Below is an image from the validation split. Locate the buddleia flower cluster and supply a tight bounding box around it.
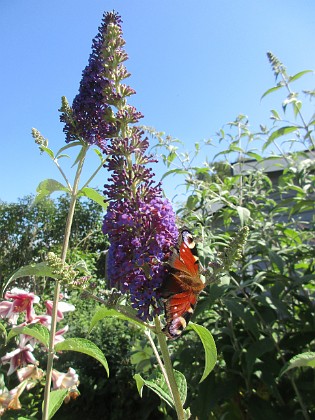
[97,12,178,321]
[60,11,179,321]
[59,12,123,147]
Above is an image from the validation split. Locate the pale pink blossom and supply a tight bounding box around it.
[17,364,44,390]
[54,325,69,345]
[45,300,75,321]
[32,314,52,328]
[1,335,37,375]
[0,381,27,414]
[0,288,39,324]
[52,368,80,402]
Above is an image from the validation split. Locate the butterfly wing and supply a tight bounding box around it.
[161,229,204,340]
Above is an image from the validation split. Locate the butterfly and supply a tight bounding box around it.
[160,229,205,339]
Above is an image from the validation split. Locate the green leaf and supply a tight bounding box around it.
[236,206,251,226]
[40,146,55,159]
[4,262,58,293]
[72,146,87,167]
[261,85,282,100]
[54,338,109,377]
[161,169,189,180]
[56,141,82,158]
[245,338,274,375]
[289,70,313,83]
[280,352,315,376]
[186,194,199,210]
[0,322,7,345]
[93,147,105,162]
[45,389,68,420]
[134,370,187,407]
[8,324,50,348]
[34,179,69,203]
[246,152,263,162]
[187,323,217,382]
[268,250,284,273]
[79,187,108,209]
[263,126,298,150]
[270,109,281,120]
[134,373,145,397]
[89,307,145,333]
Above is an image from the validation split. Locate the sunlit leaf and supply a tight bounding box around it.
[88,307,145,333]
[55,338,109,377]
[44,389,68,420]
[134,369,187,407]
[187,323,217,382]
[261,85,282,100]
[4,262,58,293]
[56,141,82,158]
[34,179,69,203]
[289,70,313,83]
[79,187,107,209]
[8,324,50,348]
[280,352,315,376]
[161,169,189,180]
[263,126,297,150]
[40,146,55,159]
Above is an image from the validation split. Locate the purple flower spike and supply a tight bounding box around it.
[103,196,178,320]
[60,11,132,148]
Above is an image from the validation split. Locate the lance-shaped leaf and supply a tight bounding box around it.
[55,141,82,159]
[289,70,313,83]
[263,126,298,151]
[89,307,146,334]
[54,338,109,377]
[280,352,315,376]
[34,179,69,203]
[44,389,68,420]
[134,369,187,407]
[187,323,217,382]
[4,262,59,293]
[261,85,283,100]
[8,324,50,348]
[79,187,108,209]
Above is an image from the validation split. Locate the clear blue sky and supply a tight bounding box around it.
[1,0,314,203]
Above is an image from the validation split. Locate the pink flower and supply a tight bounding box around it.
[51,367,80,402]
[0,288,39,324]
[1,335,37,375]
[17,364,44,390]
[45,300,75,321]
[0,381,27,414]
[54,325,69,345]
[52,367,79,390]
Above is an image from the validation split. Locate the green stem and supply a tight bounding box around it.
[42,145,88,420]
[154,317,185,420]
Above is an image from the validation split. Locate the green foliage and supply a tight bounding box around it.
[154,56,315,418]
[54,295,164,420]
[0,195,108,294]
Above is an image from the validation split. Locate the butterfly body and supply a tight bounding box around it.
[160,229,204,339]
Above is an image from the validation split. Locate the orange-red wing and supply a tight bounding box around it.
[169,241,199,277]
[160,229,204,339]
[163,290,199,340]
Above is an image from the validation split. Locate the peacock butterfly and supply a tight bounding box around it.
[160,229,205,339]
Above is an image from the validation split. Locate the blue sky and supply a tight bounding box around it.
[1,0,314,203]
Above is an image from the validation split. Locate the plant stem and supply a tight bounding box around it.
[154,317,185,420]
[42,145,88,420]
